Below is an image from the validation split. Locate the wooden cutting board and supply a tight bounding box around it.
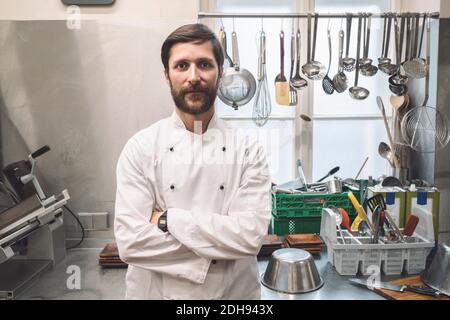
[99,242,120,258]
[285,234,324,247]
[374,276,450,300]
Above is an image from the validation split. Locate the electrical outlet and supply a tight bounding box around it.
[78,212,93,229]
[92,212,109,230]
[77,212,109,230]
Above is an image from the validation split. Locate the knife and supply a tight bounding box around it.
[349,278,440,297]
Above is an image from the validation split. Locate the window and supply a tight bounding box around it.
[208,0,299,184]
[201,0,407,185]
[313,0,393,181]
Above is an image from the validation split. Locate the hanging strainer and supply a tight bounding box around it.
[401,106,450,154]
[400,15,449,153]
[400,106,450,153]
[218,30,256,110]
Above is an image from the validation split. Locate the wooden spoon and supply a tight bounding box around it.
[275,30,290,105]
[390,94,405,111]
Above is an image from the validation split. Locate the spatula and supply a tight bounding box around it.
[365,194,387,212]
[403,214,420,236]
[338,208,352,234]
[275,30,290,105]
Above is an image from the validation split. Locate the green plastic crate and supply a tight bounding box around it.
[270,212,357,236]
[272,192,355,218]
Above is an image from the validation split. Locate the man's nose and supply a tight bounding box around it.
[187,65,201,83]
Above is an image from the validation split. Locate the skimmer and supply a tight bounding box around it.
[322,24,335,94]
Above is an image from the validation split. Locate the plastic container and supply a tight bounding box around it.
[270,212,357,236]
[367,186,407,227]
[405,187,440,240]
[320,207,435,276]
[272,192,355,218]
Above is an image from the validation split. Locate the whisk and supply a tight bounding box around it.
[253,30,272,127]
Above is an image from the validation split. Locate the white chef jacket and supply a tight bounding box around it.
[114,110,271,300]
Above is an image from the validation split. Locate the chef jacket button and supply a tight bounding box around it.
[169,147,174,152]
[222,147,226,152]
[219,185,224,190]
[170,185,175,190]
[212,260,217,264]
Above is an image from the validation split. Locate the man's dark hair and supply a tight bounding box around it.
[161,23,224,71]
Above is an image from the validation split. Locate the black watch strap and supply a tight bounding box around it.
[157,211,168,232]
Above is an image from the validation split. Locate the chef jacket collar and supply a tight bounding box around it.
[170,109,218,133]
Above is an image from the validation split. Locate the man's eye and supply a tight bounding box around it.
[175,63,188,70]
[200,62,212,69]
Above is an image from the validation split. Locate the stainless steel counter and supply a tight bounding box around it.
[258,252,384,300]
[13,247,391,300]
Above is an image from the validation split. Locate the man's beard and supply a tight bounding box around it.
[169,80,218,115]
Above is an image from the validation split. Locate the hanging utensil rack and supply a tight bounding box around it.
[198,12,439,20]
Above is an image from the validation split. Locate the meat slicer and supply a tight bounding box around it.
[0,146,70,299]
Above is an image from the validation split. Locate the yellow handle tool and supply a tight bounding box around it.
[348,192,373,231]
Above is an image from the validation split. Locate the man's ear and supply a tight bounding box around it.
[164,69,171,86]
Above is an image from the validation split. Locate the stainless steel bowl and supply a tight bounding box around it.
[261,248,324,294]
[421,240,450,296]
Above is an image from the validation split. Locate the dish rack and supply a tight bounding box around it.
[320,207,435,276]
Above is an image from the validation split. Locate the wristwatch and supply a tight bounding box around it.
[157,211,168,232]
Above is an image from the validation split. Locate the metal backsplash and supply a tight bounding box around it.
[436,19,450,240]
[0,20,187,241]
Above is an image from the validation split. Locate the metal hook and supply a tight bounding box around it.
[280,18,283,31]
[232,17,235,32]
[261,17,264,31]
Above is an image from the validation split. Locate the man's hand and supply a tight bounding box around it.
[150,210,164,225]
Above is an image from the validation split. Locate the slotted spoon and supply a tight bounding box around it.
[322,26,335,94]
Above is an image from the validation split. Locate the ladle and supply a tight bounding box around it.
[342,13,356,72]
[379,14,397,75]
[302,14,326,80]
[359,14,372,66]
[349,14,369,100]
[378,14,390,65]
[301,14,317,79]
[333,29,348,93]
[360,14,378,77]
[389,17,408,88]
[291,24,308,89]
